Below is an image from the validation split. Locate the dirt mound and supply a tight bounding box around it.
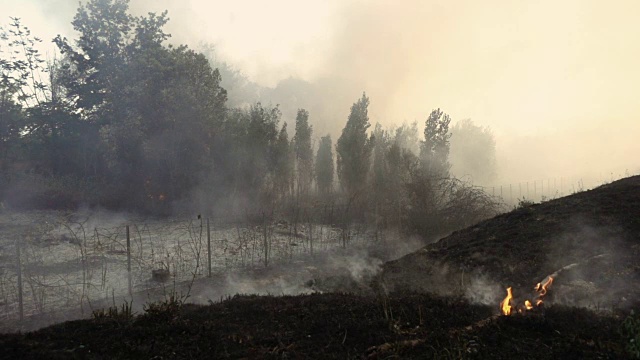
[379,176,640,309]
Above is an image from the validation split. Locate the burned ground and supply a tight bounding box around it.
[381,176,640,311]
[0,293,630,359]
[1,176,639,358]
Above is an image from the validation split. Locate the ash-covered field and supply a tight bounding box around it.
[0,208,420,332]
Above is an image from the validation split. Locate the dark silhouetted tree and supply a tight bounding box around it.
[370,123,390,200]
[51,0,227,211]
[293,108,313,196]
[316,135,334,195]
[273,122,292,199]
[336,93,372,197]
[420,108,452,178]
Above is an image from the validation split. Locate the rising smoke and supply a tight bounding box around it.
[6,0,640,184]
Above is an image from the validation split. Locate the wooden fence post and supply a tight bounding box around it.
[207,218,212,278]
[263,213,268,267]
[126,225,132,298]
[16,240,23,322]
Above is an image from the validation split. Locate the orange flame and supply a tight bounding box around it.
[537,276,553,296]
[500,276,554,315]
[500,287,513,316]
[524,300,533,310]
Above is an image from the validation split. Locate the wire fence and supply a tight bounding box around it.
[1,168,637,327]
[476,169,639,206]
[0,207,378,327]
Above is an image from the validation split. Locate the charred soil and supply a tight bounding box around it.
[0,293,630,359]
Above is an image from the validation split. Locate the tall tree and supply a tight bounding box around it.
[0,17,48,169]
[54,0,141,117]
[273,122,292,199]
[393,121,420,156]
[371,123,390,199]
[420,108,452,178]
[52,0,169,206]
[293,108,313,196]
[235,103,281,201]
[52,0,227,211]
[315,135,334,195]
[0,87,22,178]
[336,93,373,196]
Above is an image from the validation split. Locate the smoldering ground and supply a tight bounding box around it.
[0,209,428,332]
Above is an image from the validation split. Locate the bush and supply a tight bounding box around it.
[515,197,536,210]
[621,310,640,359]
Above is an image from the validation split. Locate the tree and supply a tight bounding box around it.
[449,119,497,184]
[224,103,281,204]
[420,108,452,178]
[0,18,50,108]
[370,123,390,201]
[50,0,169,207]
[293,108,313,196]
[54,0,140,117]
[336,93,373,196]
[48,0,229,211]
[393,121,420,156]
[0,17,49,171]
[135,46,227,206]
[0,87,22,178]
[315,135,334,195]
[273,122,292,199]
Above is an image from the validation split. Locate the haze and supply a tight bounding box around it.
[2,0,638,185]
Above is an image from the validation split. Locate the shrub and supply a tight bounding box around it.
[621,310,640,359]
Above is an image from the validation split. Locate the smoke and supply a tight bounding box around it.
[538,219,629,309]
[194,234,424,304]
[465,275,503,306]
[6,0,639,185]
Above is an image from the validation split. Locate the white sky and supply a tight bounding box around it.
[1,0,639,184]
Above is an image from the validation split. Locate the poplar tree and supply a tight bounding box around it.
[293,109,313,195]
[336,93,373,196]
[315,135,334,194]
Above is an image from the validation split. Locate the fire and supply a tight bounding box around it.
[500,287,514,316]
[535,276,553,296]
[524,300,533,310]
[500,276,554,315]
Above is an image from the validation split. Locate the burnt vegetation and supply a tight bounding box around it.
[1,167,637,359]
[1,0,639,359]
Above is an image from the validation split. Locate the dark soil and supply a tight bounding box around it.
[1,176,639,359]
[381,176,640,310]
[0,292,630,359]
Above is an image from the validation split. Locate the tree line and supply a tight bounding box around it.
[0,0,499,239]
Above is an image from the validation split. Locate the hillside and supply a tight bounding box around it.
[380,176,640,310]
[1,176,640,359]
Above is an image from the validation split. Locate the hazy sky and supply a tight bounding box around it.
[1,0,639,184]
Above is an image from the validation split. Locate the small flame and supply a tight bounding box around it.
[537,276,553,296]
[524,300,533,310]
[500,276,555,315]
[500,287,514,316]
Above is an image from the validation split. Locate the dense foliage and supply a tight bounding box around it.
[0,0,499,238]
